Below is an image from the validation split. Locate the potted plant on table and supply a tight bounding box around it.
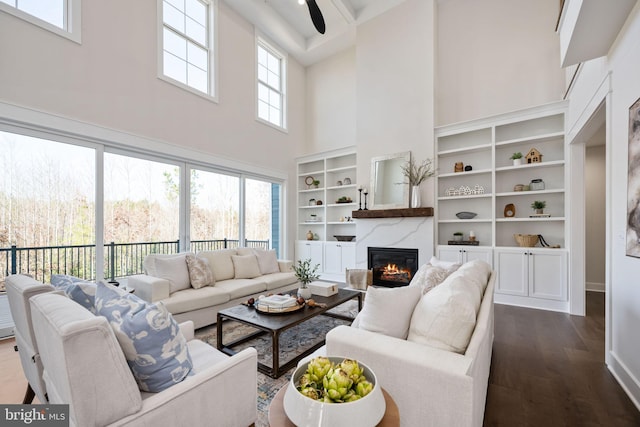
[293,259,320,299]
[453,231,464,242]
[510,152,523,166]
[531,200,546,214]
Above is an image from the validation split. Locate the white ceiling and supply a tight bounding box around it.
[223,0,408,66]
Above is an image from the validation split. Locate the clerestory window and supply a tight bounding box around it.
[256,37,287,130]
[160,0,216,99]
[0,0,81,43]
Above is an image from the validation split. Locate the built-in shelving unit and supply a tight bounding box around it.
[435,101,569,312]
[296,147,357,280]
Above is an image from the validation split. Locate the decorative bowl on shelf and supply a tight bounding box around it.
[456,211,477,219]
[333,235,355,242]
[283,356,385,427]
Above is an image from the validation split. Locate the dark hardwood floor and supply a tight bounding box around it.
[484,292,640,426]
[1,292,638,425]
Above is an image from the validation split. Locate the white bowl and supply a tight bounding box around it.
[283,356,386,427]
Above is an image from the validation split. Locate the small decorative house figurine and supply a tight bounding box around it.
[525,148,543,163]
[454,162,464,172]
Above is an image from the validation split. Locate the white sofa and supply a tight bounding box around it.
[128,248,298,328]
[325,260,495,427]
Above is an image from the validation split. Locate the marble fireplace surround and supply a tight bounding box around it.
[353,208,434,270]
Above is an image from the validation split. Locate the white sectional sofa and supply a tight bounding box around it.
[325,259,495,427]
[128,248,299,329]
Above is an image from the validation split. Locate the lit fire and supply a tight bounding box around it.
[380,263,411,282]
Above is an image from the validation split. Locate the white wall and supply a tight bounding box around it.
[0,1,306,257]
[436,0,565,126]
[566,2,640,408]
[585,145,606,291]
[306,0,436,207]
[305,47,356,154]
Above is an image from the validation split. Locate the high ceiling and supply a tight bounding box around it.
[223,0,408,66]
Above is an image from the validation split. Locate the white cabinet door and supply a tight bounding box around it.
[323,242,356,274]
[437,246,463,263]
[437,246,493,265]
[323,242,343,274]
[495,249,528,296]
[495,248,567,301]
[529,250,567,300]
[295,241,323,270]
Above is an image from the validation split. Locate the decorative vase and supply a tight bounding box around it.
[411,185,421,208]
[513,158,522,166]
[535,209,544,215]
[297,286,312,299]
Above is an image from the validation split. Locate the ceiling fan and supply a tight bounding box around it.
[300,0,326,34]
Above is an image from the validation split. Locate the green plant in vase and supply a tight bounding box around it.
[453,231,464,242]
[510,152,523,166]
[293,259,320,299]
[531,200,546,214]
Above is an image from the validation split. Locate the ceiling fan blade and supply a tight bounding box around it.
[306,0,326,34]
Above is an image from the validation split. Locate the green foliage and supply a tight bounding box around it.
[510,152,523,160]
[531,200,546,210]
[293,258,320,286]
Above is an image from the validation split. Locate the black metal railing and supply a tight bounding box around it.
[0,238,270,290]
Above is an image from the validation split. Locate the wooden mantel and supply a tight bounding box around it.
[351,207,434,219]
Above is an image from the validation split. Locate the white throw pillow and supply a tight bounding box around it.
[409,264,453,295]
[197,249,236,281]
[429,256,461,271]
[253,249,280,275]
[232,254,262,279]
[145,253,191,294]
[407,274,481,354]
[357,285,422,339]
[185,253,214,289]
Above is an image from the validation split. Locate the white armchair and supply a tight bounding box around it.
[5,274,54,403]
[29,291,258,427]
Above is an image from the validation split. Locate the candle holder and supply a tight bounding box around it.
[358,188,363,210]
[363,191,369,210]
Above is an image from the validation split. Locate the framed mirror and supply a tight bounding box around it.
[370,151,410,209]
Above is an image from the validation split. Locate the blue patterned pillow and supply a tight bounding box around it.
[95,282,193,392]
[50,275,97,313]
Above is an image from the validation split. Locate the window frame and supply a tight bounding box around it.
[157,0,218,102]
[256,35,288,132]
[0,0,81,44]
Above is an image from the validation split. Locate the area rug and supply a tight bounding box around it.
[195,300,359,427]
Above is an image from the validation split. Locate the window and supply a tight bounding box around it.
[0,0,81,43]
[160,0,216,98]
[257,37,287,129]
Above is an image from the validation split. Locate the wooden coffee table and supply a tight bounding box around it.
[268,384,400,426]
[216,288,362,378]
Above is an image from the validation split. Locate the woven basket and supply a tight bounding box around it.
[514,234,539,247]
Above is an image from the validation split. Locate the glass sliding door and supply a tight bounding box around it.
[103,152,180,279]
[189,168,240,251]
[244,178,281,255]
[0,131,95,285]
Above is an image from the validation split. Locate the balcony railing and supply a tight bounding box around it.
[0,238,270,290]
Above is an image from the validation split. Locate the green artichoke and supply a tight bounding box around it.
[339,359,364,384]
[356,380,374,397]
[322,367,353,402]
[306,356,333,384]
[299,386,323,400]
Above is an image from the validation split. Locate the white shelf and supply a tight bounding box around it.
[494,131,564,147]
[327,184,357,190]
[438,219,493,224]
[327,221,356,225]
[438,194,493,201]
[495,189,564,197]
[327,203,357,208]
[496,217,565,222]
[437,143,492,156]
[438,169,492,178]
[298,170,324,177]
[495,160,564,172]
[327,165,356,173]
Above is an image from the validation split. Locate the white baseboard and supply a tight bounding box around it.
[586,282,605,292]
[608,351,640,412]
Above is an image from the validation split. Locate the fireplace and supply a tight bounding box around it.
[367,247,418,288]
